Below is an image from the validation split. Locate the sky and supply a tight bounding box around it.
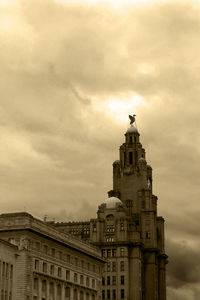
[0,0,200,298]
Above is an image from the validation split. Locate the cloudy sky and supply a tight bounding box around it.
[1,0,200,298]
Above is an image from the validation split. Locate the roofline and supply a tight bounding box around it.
[0,212,104,263]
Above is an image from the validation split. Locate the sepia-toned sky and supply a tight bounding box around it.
[1,0,200,298]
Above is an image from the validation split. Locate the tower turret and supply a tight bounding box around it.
[112,117,154,215]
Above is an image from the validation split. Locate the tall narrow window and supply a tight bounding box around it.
[120,261,124,272]
[123,152,126,166]
[112,276,116,285]
[107,276,110,285]
[50,265,54,275]
[102,290,105,300]
[42,262,47,273]
[121,275,124,285]
[120,248,125,257]
[121,289,125,299]
[112,289,116,299]
[130,136,132,143]
[107,262,110,272]
[35,260,39,270]
[66,270,70,280]
[112,262,116,272]
[112,249,116,257]
[102,277,105,285]
[129,152,133,164]
[65,287,70,298]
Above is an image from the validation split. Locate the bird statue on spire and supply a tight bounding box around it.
[129,114,136,125]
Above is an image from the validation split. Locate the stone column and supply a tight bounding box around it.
[158,255,167,300]
[46,280,50,300]
[129,246,142,300]
[62,283,65,300]
[54,282,57,300]
[38,278,42,300]
[70,286,74,300]
[144,251,158,300]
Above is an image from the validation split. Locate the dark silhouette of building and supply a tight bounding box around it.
[52,121,168,300]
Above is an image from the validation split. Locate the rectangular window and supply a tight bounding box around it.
[112,289,116,299]
[92,279,95,288]
[107,263,110,272]
[107,276,110,285]
[66,270,70,280]
[33,278,38,290]
[120,261,124,272]
[121,275,124,285]
[129,152,133,164]
[112,276,116,285]
[65,287,70,297]
[43,262,47,273]
[102,250,106,257]
[120,248,124,257]
[42,280,46,292]
[102,290,105,300]
[107,250,111,257]
[107,290,110,300]
[74,273,78,282]
[10,265,13,279]
[123,152,126,166]
[50,265,54,275]
[112,262,116,272]
[51,248,55,257]
[93,224,97,232]
[58,267,62,278]
[80,275,84,284]
[86,277,89,287]
[121,289,125,299]
[146,232,151,239]
[112,249,116,257]
[102,277,105,286]
[43,245,48,254]
[35,260,39,270]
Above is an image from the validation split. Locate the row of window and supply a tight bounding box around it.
[33,243,99,273]
[102,248,125,258]
[34,260,96,288]
[70,228,90,235]
[0,261,13,279]
[33,278,95,300]
[1,290,12,300]
[102,275,124,286]
[105,261,124,273]
[102,289,125,299]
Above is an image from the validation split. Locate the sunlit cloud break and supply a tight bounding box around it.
[92,93,147,123]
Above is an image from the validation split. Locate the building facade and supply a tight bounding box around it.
[0,212,105,300]
[0,238,19,300]
[52,122,168,300]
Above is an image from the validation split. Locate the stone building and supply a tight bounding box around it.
[0,238,19,300]
[52,122,168,300]
[0,212,105,300]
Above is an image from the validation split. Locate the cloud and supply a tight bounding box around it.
[0,0,200,297]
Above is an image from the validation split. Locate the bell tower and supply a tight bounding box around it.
[112,116,154,216]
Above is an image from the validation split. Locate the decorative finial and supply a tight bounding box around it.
[129,114,136,125]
